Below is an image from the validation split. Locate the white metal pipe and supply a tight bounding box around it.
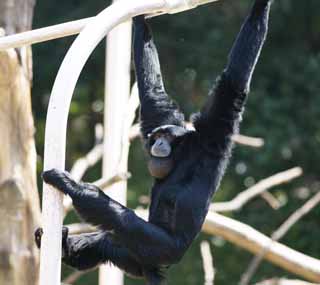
[0,0,219,50]
[0,17,94,50]
[39,0,221,284]
[99,8,132,285]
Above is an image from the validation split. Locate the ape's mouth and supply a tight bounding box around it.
[148,157,174,179]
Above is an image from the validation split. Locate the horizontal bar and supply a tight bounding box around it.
[0,0,219,50]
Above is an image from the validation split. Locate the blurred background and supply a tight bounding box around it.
[1,0,320,284]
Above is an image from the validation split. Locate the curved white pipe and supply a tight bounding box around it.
[40,2,166,284]
[40,0,219,284]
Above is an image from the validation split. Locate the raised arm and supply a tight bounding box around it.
[133,16,185,140]
[193,0,272,147]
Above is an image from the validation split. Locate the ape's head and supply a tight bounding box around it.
[146,125,188,179]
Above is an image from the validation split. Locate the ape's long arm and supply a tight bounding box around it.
[226,0,271,93]
[133,16,185,139]
[194,0,271,148]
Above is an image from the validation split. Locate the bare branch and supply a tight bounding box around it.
[129,122,264,147]
[200,241,215,285]
[233,134,264,148]
[67,223,96,235]
[203,211,320,283]
[93,172,131,190]
[260,192,282,210]
[70,143,103,182]
[254,278,319,285]
[70,123,104,181]
[210,167,303,212]
[129,123,140,142]
[272,191,320,241]
[63,269,92,284]
[240,191,320,285]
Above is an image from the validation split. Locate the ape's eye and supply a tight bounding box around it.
[153,133,162,141]
[165,133,173,141]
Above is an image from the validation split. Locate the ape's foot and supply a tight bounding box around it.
[42,168,78,195]
[34,226,69,250]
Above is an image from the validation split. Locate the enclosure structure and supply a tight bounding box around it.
[1,0,320,284]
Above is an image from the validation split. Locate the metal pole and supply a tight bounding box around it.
[100,6,132,285]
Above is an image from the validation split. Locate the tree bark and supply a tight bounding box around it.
[0,1,40,284]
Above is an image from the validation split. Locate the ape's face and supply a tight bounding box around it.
[147,131,174,179]
[147,125,187,179]
[149,132,174,158]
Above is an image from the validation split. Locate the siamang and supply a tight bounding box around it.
[35,0,272,284]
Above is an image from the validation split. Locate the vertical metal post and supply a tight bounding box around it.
[100,15,132,285]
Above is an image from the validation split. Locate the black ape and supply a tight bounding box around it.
[35,1,272,284]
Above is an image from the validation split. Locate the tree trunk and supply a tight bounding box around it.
[0,1,40,284]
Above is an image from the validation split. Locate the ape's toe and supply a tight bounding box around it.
[42,168,63,185]
[34,227,43,249]
[42,168,77,195]
[62,226,69,241]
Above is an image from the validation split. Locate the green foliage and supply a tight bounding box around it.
[32,0,320,284]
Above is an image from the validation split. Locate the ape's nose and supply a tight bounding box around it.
[151,137,171,158]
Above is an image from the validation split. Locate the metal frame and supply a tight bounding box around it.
[0,0,221,284]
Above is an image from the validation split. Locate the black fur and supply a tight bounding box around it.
[35,1,271,284]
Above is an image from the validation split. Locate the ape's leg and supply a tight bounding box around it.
[65,234,166,285]
[43,169,182,266]
[64,233,147,277]
[34,227,144,276]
